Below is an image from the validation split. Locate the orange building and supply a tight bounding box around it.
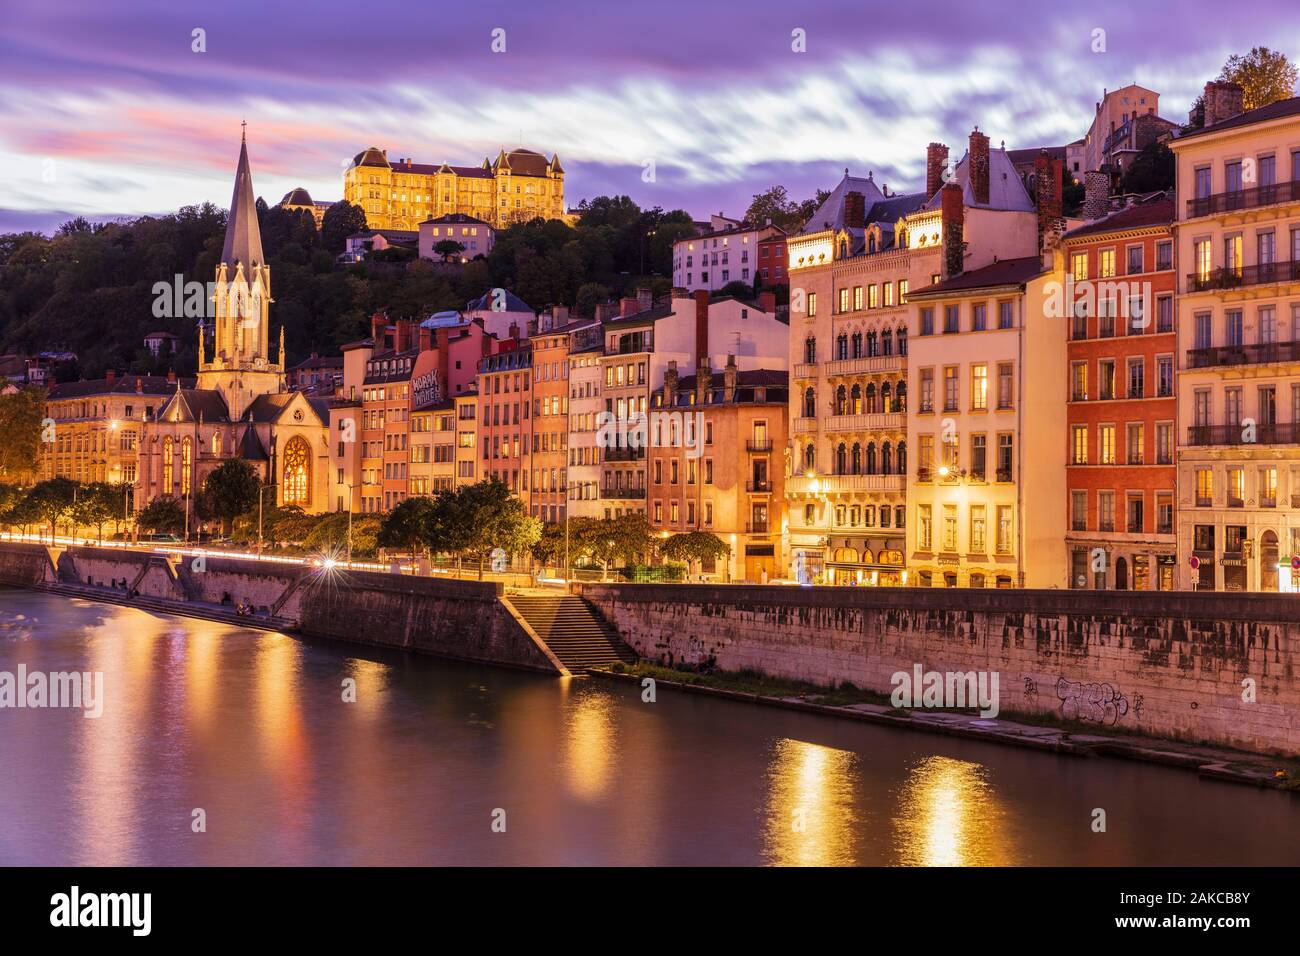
[359,316,418,513]
[477,340,532,500]
[649,360,789,581]
[528,327,570,523]
[1062,196,1177,589]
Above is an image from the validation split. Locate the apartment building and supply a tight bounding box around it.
[566,320,605,517]
[1062,196,1178,590]
[649,362,789,581]
[673,222,785,292]
[1171,85,1300,591]
[478,342,533,499]
[529,327,570,523]
[454,391,478,488]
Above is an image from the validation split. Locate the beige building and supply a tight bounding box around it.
[344,146,565,231]
[1170,87,1300,591]
[566,320,605,518]
[454,392,478,488]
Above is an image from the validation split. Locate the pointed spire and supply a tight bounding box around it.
[278,325,286,367]
[221,128,265,271]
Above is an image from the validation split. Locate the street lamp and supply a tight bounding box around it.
[257,483,275,556]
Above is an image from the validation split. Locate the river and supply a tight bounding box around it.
[0,588,1295,866]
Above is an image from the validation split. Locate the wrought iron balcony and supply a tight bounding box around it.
[601,445,646,461]
[746,439,773,452]
[1186,259,1300,293]
[601,486,647,499]
[1187,340,1300,369]
[746,479,773,492]
[1187,423,1300,446]
[1185,180,1300,218]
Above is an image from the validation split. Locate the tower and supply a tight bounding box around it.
[199,127,286,420]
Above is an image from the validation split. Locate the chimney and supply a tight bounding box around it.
[370,311,387,346]
[695,354,710,405]
[508,321,520,340]
[619,296,639,317]
[594,302,618,322]
[843,190,866,229]
[105,368,115,386]
[418,325,433,351]
[665,360,679,406]
[551,304,570,328]
[1083,170,1109,220]
[1035,153,1065,262]
[969,128,990,205]
[481,331,493,358]
[926,142,950,198]
[723,354,738,403]
[758,291,776,313]
[693,289,709,371]
[636,286,654,311]
[436,327,451,391]
[166,369,176,384]
[394,318,414,353]
[1202,80,1244,128]
[941,181,964,279]
[135,377,144,395]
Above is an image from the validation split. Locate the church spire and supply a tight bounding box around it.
[221,127,265,270]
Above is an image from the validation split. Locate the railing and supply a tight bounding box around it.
[1186,260,1300,293]
[745,521,769,533]
[996,468,1013,483]
[601,445,646,461]
[824,354,906,377]
[786,474,905,495]
[793,417,816,434]
[1186,180,1300,218]
[793,363,819,379]
[746,440,773,452]
[825,412,905,433]
[1187,340,1300,369]
[601,486,646,499]
[746,479,773,492]
[1187,423,1300,446]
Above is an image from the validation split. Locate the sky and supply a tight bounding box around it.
[2,0,1298,234]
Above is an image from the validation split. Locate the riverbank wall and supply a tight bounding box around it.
[0,543,564,675]
[579,583,1300,757]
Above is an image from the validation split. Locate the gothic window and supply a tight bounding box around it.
[882,441,893,475]
[851,443,862,474]
[851,332,862,358]
[850,383,862,414]
[163,436,174,492]
[865,383,877,414]
[181,437,192,497]
[803,442,815,472]
[803,387,816,418]
[897,442,907,474]
[882,330,893,355]
[866,442,877,475]
[212,431,222,456]
[881,381,893,412]
[835,385,847,415]
[283,436,311,507]
[895,380,907,412]
[804,336,816,363]
[835,443,847,475]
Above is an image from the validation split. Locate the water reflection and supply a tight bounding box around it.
[894,755,1016,866]
[562,683,617,802]
[763,738,860,866]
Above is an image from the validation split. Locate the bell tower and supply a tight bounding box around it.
[198,125,287,420]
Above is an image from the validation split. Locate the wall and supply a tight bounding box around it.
[581,582,1300,756]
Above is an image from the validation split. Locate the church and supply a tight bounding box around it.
[137,130,332,516]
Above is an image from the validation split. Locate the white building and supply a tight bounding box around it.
[673,222,785,293]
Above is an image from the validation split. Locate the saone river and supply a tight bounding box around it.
[1,588,1296,866]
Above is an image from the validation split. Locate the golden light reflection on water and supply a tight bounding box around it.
[183,619,222,731]
[763,738,860,867]
[562,684,616,801]
[894,755,1015,867]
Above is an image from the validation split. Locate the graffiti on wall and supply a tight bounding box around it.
[1056,677,1130,726]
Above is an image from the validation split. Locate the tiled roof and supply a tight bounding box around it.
[1177,95,1300,140]
[47,375,190,399]
[466,289,533,313]
[908,256,1044,296]
[798,172,885,236]
[921,146,1035,213]
[1063,196,1174,240]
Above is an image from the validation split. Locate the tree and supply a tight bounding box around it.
[378,496,438,564]
[201,459,260,535]
[744,186,803,232]
[136,495,185,536]
[1220,47,1298,112]
[715,280,753,300]
[320,201,368,254]
[0,388,45,484]
[72,481,122,544]
[433,239,467,263]
[661,531,730,569]
[436,479,541,579]
[25,477,77,542]
[1120,141,1175,195]
[586,512,656,579]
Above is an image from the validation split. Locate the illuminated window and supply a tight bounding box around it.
[181,437,192,497]
[283,436,311,507]
[163,436,174,492]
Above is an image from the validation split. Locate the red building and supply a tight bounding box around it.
[757,234,789,287]
[1062,195,1177,590]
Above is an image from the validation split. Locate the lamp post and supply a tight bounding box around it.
[346,481,359,566]
[257,483,274,557]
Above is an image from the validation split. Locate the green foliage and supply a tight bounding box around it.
[320,201,368,254]
[201,460,261,532]
[136,495,184,535]
[433,239,467,262]
[71,481,126,541]
[1120,141,1175,195]
[1219,47,1298,112]
[377,495,438,558]
[426,479,541,577]
[660,530,730,565]
[744,185,828,233]
[0,388,45,483]
[715,281,753,300]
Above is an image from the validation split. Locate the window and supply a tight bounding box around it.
[1099,248,1116,278]
[1127,494,1144,534]
[1196,468,1212,506]
[1260,466,1278,507]
[972,303,987,331]
[996,506,1012,554]
[1072,361,1088,400]
[943,366,959,412]
[996,433,1013,482]
[942,504,957,551]
[1156,295,1173,332]
[944,305,959,334]
[1071,491,1087,532]
[1127,423,1144,464]
[1127,358,1144,398]
[1157,356,1174,397]
[919,369,934,413]
[806,292,817,317]
[1099,360,1115,400]
[971,364,987,410]
[1156,494,1173,535]
[1227,467,1244,507]
[1156,422,1172,464]
[1155,241,1172,271]
[998,300,1013,329]
[1070,252,1088,280]
[1099,424,1116,464]
[1098,491,1115,532]
[1126,245,1143,275]
[917,505,932,550]
[1072,425,1088,464]
[997,363,1013,409]
[970,433,986,479]
[920,308,934,336]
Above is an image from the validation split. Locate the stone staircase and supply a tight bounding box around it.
[507,595,636,672]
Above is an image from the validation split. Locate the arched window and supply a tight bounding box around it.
[897,326,908,356]
[882,329,893,355]
[868,233,876,254]
[282,436,311,507]
[895,380,907,412]
[851,443,862,474]
[212,431,222,456]
[803,387,816,418]
[835,443,847,475]
[850,383,862,414]
[839,240,848,259]
[162,436,174,492]
[882,381,893,412]
[851,332,862,358]
[836,334,848,360]
[867,331,879,356]
[835,385,847,415]
[181,437,192,497]
[882,441,893,475]
[804,336,816,363]
[866,442,877,475]
[897,441,907,475]
[803,442,815,472]
[865,382,878,414]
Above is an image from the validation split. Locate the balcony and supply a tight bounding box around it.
[786,474,905,495]
[601,486,647,499]
[745,521,770,534]
[793,362,818,380]
[1187,423,1300,446]
[1187,340,1300,369]
[1186,180,1300,218]
[824,354,906,377]
[746,479,773,492]
[601,445,646,461]
[793,417,816,434]
[746,439,773,453]
[825,412,905,433]
[996,468,1013,483]
[1186,260,1300,293]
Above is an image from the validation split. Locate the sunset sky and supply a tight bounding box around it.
[2,0,1298,233]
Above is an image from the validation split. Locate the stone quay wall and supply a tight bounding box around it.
[580,583,1300,756]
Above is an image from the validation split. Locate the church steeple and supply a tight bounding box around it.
[222,123,265,270]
